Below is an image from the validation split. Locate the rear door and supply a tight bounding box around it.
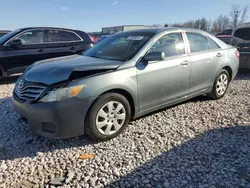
[185,32,223,95]
[0,29,47,75]
[44,29,85,59]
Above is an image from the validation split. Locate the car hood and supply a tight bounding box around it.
[24,55,122,85]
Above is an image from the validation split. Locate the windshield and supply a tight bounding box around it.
[83,32,153,61]
[0,29,21,44]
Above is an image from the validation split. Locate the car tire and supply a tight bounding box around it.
[85,93,131,141]
[208,69,230,100]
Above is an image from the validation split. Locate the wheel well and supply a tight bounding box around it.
[222,66,232,81]
[102,89,135,118]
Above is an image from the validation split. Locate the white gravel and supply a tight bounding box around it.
[0,72,250,188]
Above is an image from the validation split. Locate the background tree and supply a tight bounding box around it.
[200,18,209,31]
[211,14,230,33]
[168,4,249,34]
[230,4,249,28]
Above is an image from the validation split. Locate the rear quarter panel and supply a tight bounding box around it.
[221,46,239,80]
[208,33,239,80]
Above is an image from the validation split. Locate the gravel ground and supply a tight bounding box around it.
[0,72,250,188]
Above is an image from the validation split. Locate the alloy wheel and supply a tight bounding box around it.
[96,101,126,135]
[216,73,228,96]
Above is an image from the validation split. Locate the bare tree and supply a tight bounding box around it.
[183,20,195,28]
[171,18,209,31]
[166,4,248,34]
[230,4,249,28]
[239,5,249,24]
[222,15,230,30]
[211,14,230,33]
[151,24,163,28]
[171,23,184,27]
[200,18,209,31]
[207,19,213,32]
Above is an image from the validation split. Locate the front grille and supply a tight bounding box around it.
[14,81,46,102]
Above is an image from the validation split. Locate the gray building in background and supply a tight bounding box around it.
[102,25,152,34]
[89,25,153,36]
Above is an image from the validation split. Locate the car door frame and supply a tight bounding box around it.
[135,30,192,114]
[44,29,85,59]
[1,29,48,75]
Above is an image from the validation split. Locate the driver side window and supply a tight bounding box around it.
[8,30,44,45]
[149,32,185,57]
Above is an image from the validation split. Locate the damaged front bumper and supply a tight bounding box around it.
[12,95,96,139]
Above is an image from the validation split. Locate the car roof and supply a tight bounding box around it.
[120,27,207,34]
[16,27,86,33]
[234,22,250,29]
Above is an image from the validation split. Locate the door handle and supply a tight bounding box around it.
[37,49,44,53]
[70,46,75,50]
[216,53,222,57]
[181,60,189,65]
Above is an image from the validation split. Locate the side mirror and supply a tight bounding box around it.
[144,52,165,62]
[10,39,22,48]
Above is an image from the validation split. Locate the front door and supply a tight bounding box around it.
[136,32,191,112]
[0,29,47,75]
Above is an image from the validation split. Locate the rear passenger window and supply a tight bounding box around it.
[149,32,185,58]
[49,30,81,42]
[186,32,209,53]
[207,37,220,50]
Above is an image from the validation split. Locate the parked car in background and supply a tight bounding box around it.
[231,22,250,69]
[215,29,233,44]
[88,34,98,43]
[0,30,11,38]
[0,27,94,77]
[13,28,239,141]
[94,35,110,44]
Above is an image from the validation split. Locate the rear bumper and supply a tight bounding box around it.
[12,96,96,139]
[239,52,250,69]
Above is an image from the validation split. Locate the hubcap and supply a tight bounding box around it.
[216,74,228,96]
[96,101,126,135]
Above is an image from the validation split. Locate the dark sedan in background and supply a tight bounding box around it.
[0,27,94,77]
[215,29,233,44]
[94,35,110,44]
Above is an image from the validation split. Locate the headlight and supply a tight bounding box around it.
[40,85,84,102]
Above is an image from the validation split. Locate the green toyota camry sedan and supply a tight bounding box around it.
[12,28,239,141]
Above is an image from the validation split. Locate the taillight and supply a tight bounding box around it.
[87,34,95,42]
[235,50,240,57]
